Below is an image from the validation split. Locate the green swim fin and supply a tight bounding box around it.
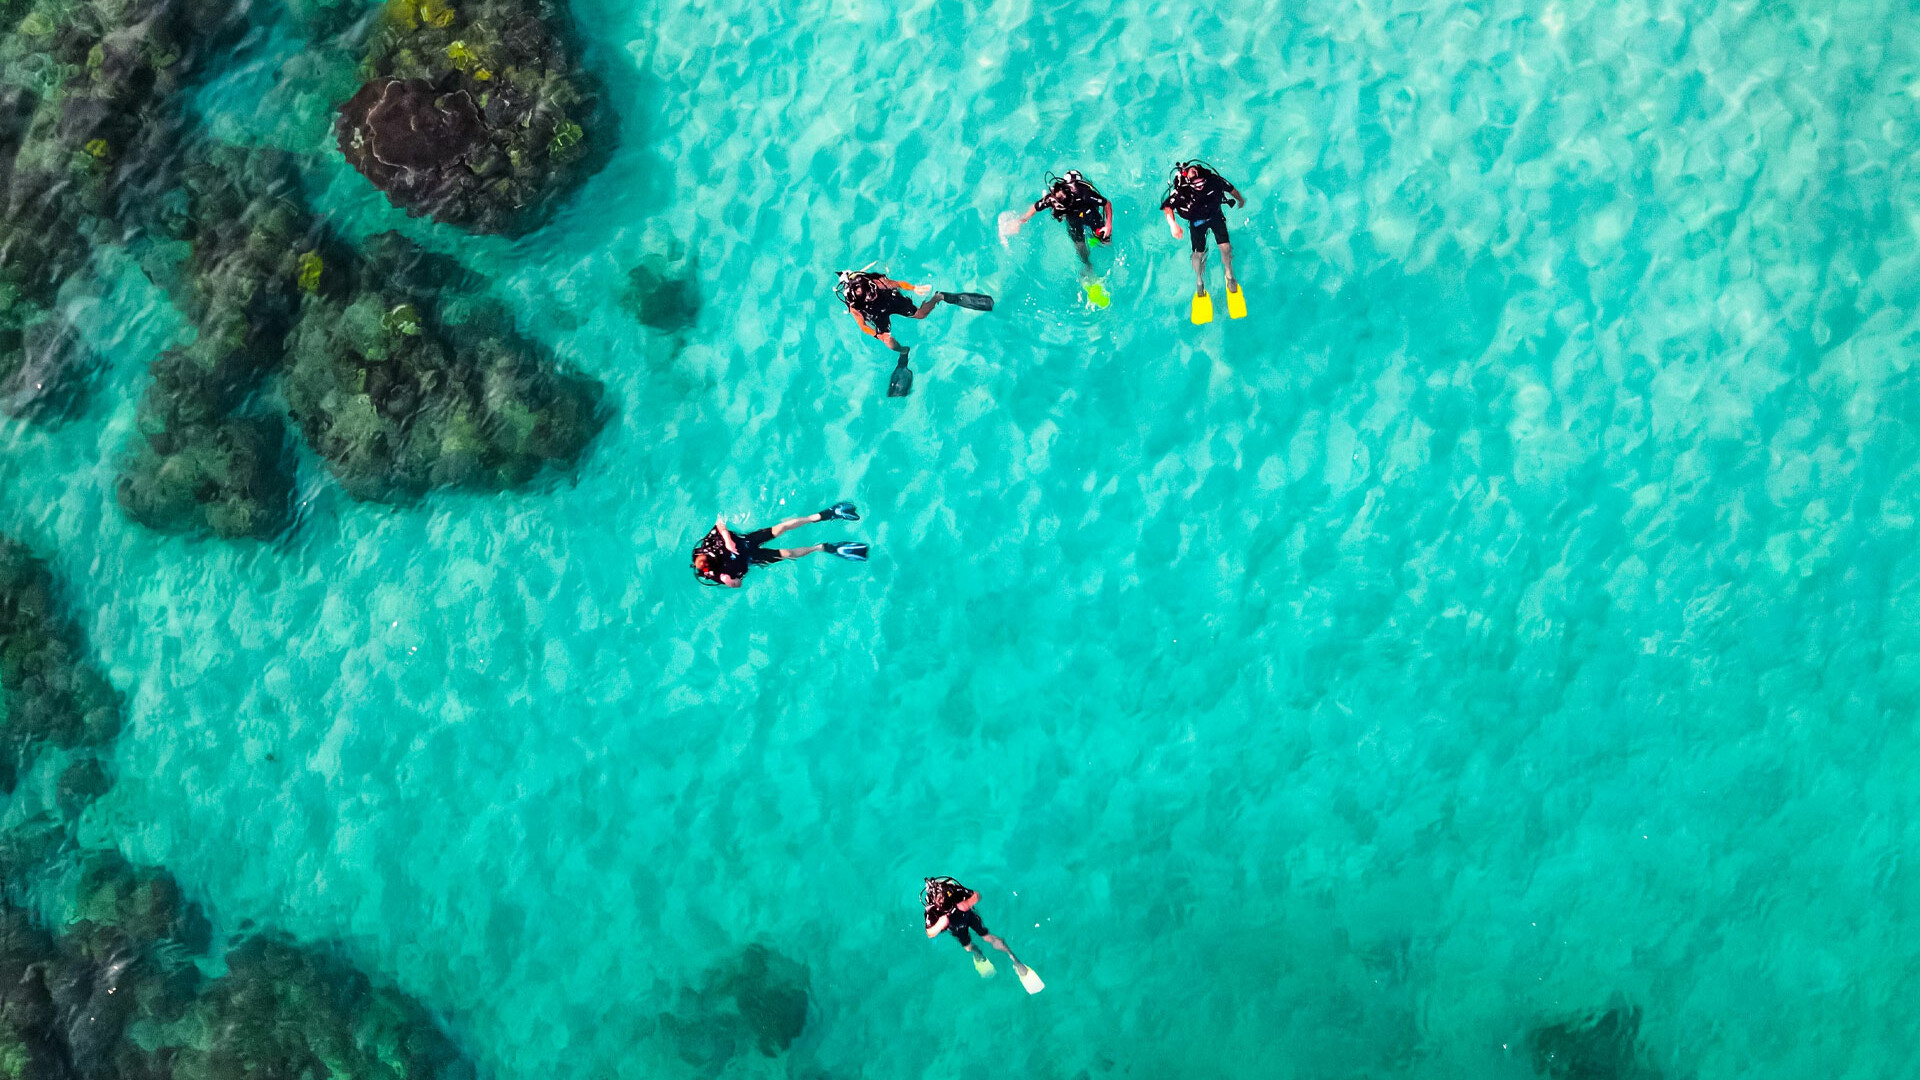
[1226,284,1247,319]
[974,954,996,977]
[1084,279,1110,308]
[1191,291,1213,325]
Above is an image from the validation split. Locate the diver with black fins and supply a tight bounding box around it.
[835,271,994,397]
[690,502,866,589]
[922,876,1044,994]
[1005,170,1114,307]
[1160,160,1248,323]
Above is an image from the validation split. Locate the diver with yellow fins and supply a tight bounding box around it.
[1161,160,1248,323]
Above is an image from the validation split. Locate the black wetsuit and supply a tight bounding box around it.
[928,899,991,947]
[691,524,785,585]
[843,275,919,336]
[1034,178,1108,242]
[1162,169,1234,252]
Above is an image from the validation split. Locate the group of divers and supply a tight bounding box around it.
[688,161,1247,993]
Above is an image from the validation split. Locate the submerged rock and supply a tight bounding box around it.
[659,944,810,1069]
[283,232,604,501]
[117,146,316,540]
[622,244,701,334]
[1529,1004,1660,1080]
[0,315,97,422]
[173,935,473,1080]
[0,538,122,793]
[0,0,254,427]
[336,0,606,234]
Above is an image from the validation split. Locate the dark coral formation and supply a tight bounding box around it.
[0,315,97,422]
[622,243,701,334]
[337,0,605,234]
[0,0,251,425]
[659,945,810,1070]
[1529,1004,1660,1080]
[283,232,604,501]
[0,538,121,794]
[117,146,314,540]
[176,935,474,1080]
[0,853,474,1080]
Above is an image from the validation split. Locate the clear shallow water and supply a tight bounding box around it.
[5,0,1920,1075]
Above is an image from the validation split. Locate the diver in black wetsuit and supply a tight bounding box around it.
[690,502,866,588]
[836,271,994,397]
[1161,160,1247,299]
[1009,170,1114,268]
[921,876,1040,989]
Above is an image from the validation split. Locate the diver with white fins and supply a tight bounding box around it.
[1004,169,1115,307]
[835,271,994,397]
[922,876,1044,994]
[1160,159,1248,323]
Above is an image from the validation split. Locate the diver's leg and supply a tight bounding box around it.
[911,295,944,318]
[1220,239,1239,292]
[1074,235,1093,270]
[1191,248,1208,295]
[766,516,822,539]
[878,331,910,356]
[980,931,1026,969]
[771,544,825,559]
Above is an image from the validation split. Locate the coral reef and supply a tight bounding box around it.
[0,537,122,793]
[283,231,604,501]
[0,0,252,425]
[658,945,810,1070]
[337,0,605,234]
[622,241,701,334]
[117,146,315,540]
[0,314,97,422]
[1529,1004,1660,1080]
[0,852,474,1080]
[174,934,474,1080]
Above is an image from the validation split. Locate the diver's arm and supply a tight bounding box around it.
[714,518,738,554]
[958,890,981,910]
[851,309,877,337]
[1227,184,1247,209]
[925,913,950,938]
[1098,198,1114,239]
[1163,206,1183,238]
[882,278,928,295]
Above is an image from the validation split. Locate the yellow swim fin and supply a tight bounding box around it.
[1226,284,1247,319]
[1084,279,1110,308]
[1191,291,1213,324]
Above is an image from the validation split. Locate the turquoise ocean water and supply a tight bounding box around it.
[5,0,1920,1075]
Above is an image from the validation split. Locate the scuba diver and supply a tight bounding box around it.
[835,271,995,397]
[922,876,1044,994]
[690,502,866,589]
[1004,170,1114,307]
[1160,160,1248,323]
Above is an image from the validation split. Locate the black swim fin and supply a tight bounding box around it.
[820,501,860,521]
[937,292,995,311]
[887,355,914,397]
[823,541,869,562]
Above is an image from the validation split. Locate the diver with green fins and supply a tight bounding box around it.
[1161,159,1248,323]
[690,502,867,589]
[835,271,994,397]
[1003,169,1115,308]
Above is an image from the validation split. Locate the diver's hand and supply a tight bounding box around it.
[1169,223,1184,239]
[1097,223,1112,242]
